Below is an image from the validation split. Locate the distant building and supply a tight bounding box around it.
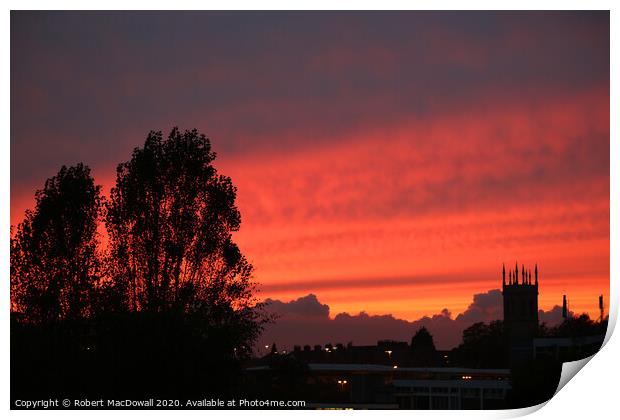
[502,262,538,362]
[246,363,511,409]
[533,335,605,362]
[501,262,604,363]
[289,340,437,367]
[244,263,604,409]
[391,366,511,409]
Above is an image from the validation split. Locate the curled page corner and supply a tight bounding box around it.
[554,355,595,396]
[507,355,597,418]
[553,303,615,397]
[511,355,598,417]
[504,401,547,418]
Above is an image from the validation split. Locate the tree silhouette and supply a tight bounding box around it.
[105,128,256,311]
[104,127,264,366]
[411,327,436,351]
[451,320,508,368]
[551,313,601,337]
[11,164,102,323]
[11,128,267,400]
[410,327,439,366]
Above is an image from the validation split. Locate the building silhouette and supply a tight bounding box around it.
[502,262,538,361]
[243,263,605,409]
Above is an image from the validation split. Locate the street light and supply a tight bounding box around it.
[385,350,393,358]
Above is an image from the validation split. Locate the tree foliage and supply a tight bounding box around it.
[409,327,439,366]
[549,313,605,337]
[11,128,266,399]
[11,164,102,323]
[105,128,256,319]
[451,320,508,368]
[410,326,436,352]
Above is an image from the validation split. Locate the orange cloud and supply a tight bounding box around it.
[214,90,609,320]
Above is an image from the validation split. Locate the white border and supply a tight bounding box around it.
[3,2,617,419]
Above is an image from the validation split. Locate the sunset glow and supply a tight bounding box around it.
[11,11,609,326]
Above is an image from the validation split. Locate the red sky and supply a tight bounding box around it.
[11,12,609,327]
[219,89,609,319]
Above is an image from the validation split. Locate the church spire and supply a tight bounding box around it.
[515,262,518,284]
[562,295,568,318]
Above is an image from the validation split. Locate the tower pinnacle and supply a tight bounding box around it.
[515,262,518,284]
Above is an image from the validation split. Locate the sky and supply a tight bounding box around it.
[11,11,609,346]
[260,290,575,350]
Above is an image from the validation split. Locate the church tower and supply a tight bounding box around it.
[502,262,539,360]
